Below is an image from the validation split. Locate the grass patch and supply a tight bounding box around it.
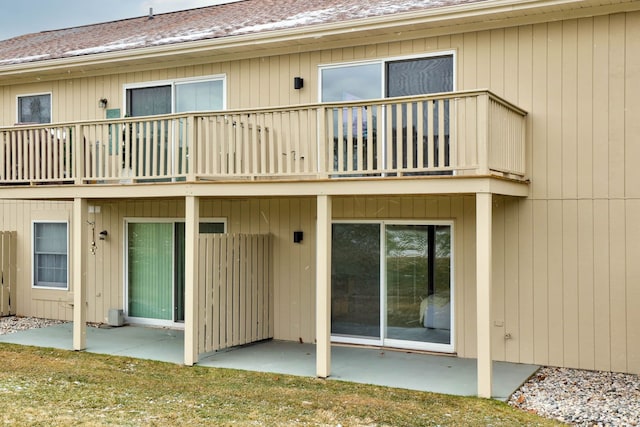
[0,343,562,426]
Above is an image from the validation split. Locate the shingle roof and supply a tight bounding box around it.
[0,0,486,66]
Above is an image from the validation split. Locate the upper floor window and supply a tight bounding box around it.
[175,80,224,113]
[18,93,51,124]
[319,52,454,101]
[125,76,225,117]
[321,63,382,102]
[386,55,453,97]
[319,53,455,174]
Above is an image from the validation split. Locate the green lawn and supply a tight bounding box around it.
[0,344,562,426]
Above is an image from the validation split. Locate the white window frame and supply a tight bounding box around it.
[317,50,457,101]
[17,92,52,124]
[330,219,455,354]
[123,75,227,116]
[32,220,69,290]
[318,51,456,175]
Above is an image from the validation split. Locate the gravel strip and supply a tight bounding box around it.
[509,366,640,426]
[0,316,66,335]
[2,316,639,426]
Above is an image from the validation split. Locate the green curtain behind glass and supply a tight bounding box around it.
[128,223,173,320]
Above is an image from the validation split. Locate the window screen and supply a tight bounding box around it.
[126,85,171,117]
[386,55,453,97]
[18,94,51,124]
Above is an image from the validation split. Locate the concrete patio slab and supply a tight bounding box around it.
[0,323,537,400]
[0,323,184,364]
[199,340,538,400]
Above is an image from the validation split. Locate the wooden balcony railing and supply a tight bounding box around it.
[0,90,526,186]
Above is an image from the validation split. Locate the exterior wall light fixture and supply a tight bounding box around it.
[293,77,304,90]
[98,98,108,109]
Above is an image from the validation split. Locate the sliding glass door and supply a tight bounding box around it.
[320,53,454,174]
[331,221,453,352]
[126,220,225,325]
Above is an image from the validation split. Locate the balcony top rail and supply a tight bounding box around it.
[0,90,527,186]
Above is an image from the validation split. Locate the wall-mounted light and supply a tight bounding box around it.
[293,77,304,90]
[293,231,303,243]
[98,98,108,109]
[99,230,108,241]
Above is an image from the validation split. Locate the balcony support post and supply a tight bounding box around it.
[184,195,200,366]
[316,194,332,378]
[476,191,493,398]
[72,197,87,351]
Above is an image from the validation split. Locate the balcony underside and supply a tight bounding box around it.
[0,175,528,200]
[0,89,528,199]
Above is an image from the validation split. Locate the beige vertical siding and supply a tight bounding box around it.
[0,201,73,320]
[492,197,640,374]
[0,9,638,373]
[486,13,639,374]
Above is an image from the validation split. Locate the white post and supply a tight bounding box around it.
[72,197,87,351]
[184,195,200,365]
[316,194,332,378]
[476,192,493,398]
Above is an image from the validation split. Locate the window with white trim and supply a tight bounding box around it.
[319,53,454,174]
[319,53,454,102]
[125,76,225,117]
[18,93,51,124]
[33,221,68,289]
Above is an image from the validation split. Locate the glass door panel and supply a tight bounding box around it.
[321,64,382,174]
[126,85,172,179]
[174,223,186,322]
[385,225,430,341]
[431,225,452,334]
[385,224,451,345]
[128,223,173,320]
[331,223,381,339]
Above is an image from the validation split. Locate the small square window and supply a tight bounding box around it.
[18,94,51,124]
[33,222,68,289]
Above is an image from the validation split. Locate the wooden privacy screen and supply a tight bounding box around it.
[198,234,273,354]
[0,231,17,316]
